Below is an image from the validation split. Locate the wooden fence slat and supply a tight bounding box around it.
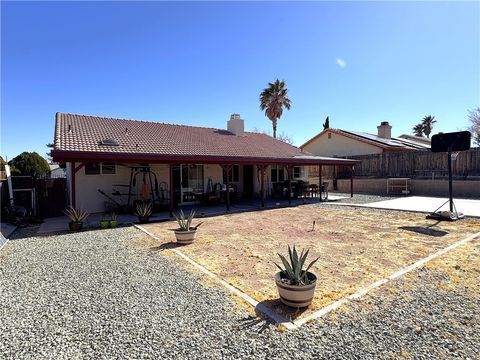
[337,148,480,178]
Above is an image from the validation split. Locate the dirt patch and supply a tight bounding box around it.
[141,206,480,320]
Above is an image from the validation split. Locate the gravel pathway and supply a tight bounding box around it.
[1,227,478,359]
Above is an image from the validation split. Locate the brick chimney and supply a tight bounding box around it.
[377,121,392,139]
[227,113,244,136]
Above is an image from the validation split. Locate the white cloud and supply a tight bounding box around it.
[336,58,346,68]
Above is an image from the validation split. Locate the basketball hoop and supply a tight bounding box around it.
[451,151,459,161]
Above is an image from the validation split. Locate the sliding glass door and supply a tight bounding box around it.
[173,164,204,205]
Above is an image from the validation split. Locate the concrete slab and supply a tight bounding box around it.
[1,223,17,238]
[332,196,480,217]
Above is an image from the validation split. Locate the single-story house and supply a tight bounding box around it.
[300,121,431,157]
[51,112,358,214]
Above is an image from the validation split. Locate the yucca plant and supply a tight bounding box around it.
[174,209,202,231]
[275,245,319,286]
[63,207,89,223]
[135,202,152,218]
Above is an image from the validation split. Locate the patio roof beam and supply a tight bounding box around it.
[52,151,360,167]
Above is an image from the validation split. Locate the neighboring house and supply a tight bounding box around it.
[51,113,357,213]
[48,164,67,178]
[300,121,431,158]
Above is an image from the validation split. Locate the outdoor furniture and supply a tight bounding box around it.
[308,184,319,198]
[321,181,329,200]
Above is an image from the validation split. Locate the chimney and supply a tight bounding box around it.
[227,113,244,136]
[377,121,392,139]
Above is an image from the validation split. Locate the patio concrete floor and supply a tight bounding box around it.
[37,195,349,234]
[330,196,480,217]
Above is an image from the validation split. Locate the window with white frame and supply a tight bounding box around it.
[292,166,304,179]
[223,165,239,182]
[85,163,116,175]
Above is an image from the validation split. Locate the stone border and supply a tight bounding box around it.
[134,224,480,331]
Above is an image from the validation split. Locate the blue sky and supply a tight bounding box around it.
[1,1,479,161]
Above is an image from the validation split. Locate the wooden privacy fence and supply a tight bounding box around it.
[338,148,480,179]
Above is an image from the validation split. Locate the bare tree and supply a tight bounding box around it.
[250,127,294,145]
[467,107,480,146]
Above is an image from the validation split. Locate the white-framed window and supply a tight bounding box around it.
[293,166,304,179]
[85,163,116,175]
[223,165,239,182]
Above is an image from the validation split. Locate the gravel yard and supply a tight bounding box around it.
[1,225,479,359]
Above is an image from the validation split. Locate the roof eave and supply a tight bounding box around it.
[51,150,359,166]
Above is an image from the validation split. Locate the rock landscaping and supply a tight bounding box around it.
[1,198,479,359]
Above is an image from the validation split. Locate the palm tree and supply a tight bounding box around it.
[412,123,424,137]
[259,79,292,138]
[421,115,436,138]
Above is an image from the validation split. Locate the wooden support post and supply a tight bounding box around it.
[259,165,265,208]
[287,165,292,205]
[226,165,231,211]
[71,163,76,208]
[350,165,354,198]
[169,164,174,216]
[71,162,85,208]
[319,165,322,202]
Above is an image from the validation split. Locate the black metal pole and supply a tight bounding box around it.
[448,147,453,212]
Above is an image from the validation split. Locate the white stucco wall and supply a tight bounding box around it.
[302,132,383,157]
[71,162,309,213]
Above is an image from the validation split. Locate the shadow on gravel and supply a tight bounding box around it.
[149,242,183,251]
[237,315,272,333]
[399,226,448,237]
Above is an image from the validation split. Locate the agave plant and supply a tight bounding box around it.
[275,245,319,286]
[63,207,89,223]
[135,202,152,218]
[174,209,202,231]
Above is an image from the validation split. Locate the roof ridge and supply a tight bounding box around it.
[58,112,236,133]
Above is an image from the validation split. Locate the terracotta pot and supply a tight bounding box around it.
[69,221,83,231]
[275,271,317,308]
[174,229,197,245]
[100,220,110,229]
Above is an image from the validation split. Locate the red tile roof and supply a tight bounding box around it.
[52,113,358,166]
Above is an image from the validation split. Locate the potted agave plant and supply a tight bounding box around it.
[173,209,203,245]
[274,245,320,308]
[135,202,152,223]
[64,207,89,231]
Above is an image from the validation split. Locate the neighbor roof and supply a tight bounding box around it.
[301,128,431,151]
[52,113,358,166]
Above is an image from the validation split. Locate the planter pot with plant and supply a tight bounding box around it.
[173,209,203,245]
[135,202,152,223]
[64,207,89,232]
[109,212,118,228]
[274,245,319,308]
[100,216,110,229]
